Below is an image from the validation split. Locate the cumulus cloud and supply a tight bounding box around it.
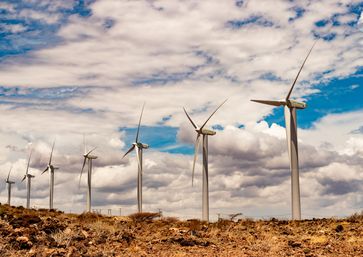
[0,0,362,219]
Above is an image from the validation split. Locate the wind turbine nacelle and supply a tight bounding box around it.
[88,155,98,159]
[141,143,149,149]
[200,128,216,136]
[135,142,149,149]
[287,100,307,109]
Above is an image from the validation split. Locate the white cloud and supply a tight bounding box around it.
[19,9,61,24]
[0,0,362,219]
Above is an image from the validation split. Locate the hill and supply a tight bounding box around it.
[0,204,362,256]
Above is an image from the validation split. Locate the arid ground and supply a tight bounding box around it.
[0,204,362,256]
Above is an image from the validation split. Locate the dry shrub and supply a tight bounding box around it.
[215,219,233,229]
[0,205,5,216]
[186,219,204,231]
[347,211,363,222]
[77,212,103,223]
[88,220,117,234]
[161,216,179,224]
[51,230,71,246]
[128,212,161,222]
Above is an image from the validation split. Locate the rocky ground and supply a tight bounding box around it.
[0,204,362,256]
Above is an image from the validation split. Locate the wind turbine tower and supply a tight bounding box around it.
[183,99,227,222]
[22,150,34,209]
[251,43,316,220]
[122,103,149,213]
[42,141,59,210]
[5,166,15,205]
[80,137,97,212]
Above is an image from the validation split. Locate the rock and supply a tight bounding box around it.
[239,225,247,231]
[288,240,301,248]
[16,236,29,242]
[16,236,33,249]
[96,234,107,244]
[335,225,344,233]
[121,232,135,244]
[73,233,86,241]
[10,215,42,228]
[81,230,89,238]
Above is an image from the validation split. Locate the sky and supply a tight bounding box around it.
[0,0,362,220]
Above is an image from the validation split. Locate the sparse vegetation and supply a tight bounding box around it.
[0,204,362,256]
[347,211,363,221]
[128,212,161,222]
[77,211,103,223]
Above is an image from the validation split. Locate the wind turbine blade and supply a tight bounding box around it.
[122,145,135,159]
[285,41,317,100]
[250,99,285,106]
[49,140,55,165]
[41,166,49,175]
[135,103,145,143]
[21,175,26,182]
[192,134,201,186]
[183,107,197,129]
[200,99,228,130]
[7,165,12,181]
[86,147,97,156]
[79,157,87,187]
[26,149,33,176]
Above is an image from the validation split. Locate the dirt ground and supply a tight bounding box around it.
[0,204,362,256]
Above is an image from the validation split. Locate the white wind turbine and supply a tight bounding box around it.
[79,136,97,212]
[41,141,59,210]
[122,103,149,213]
[22,150,34,209]
[183,99,227,222]
[5,165,15,205]
[251,42,316,220]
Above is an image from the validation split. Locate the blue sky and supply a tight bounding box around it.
[0,0,93,58]
[0,0,362,219]
[266,67,363,129]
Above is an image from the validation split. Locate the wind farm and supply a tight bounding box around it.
[0,0,362,256]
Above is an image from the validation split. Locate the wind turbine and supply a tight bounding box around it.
[122,103,149,213]
[41,141,59,210]
[5,165,15,205]
[22,150,34,209]
[251,42,316,220]
[79,136,97,212]
[183,99,227,222]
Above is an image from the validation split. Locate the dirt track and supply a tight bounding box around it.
[0,204,362,256]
